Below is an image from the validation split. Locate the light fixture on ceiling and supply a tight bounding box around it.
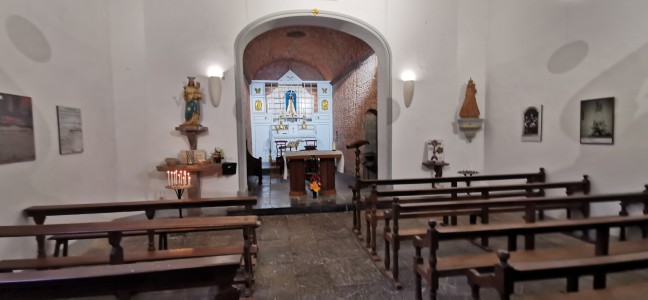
[402,71,416,108]
[207,66,223,107]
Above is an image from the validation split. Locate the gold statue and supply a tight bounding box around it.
[183,77,203,125]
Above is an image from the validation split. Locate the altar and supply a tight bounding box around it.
[285,150,344,196]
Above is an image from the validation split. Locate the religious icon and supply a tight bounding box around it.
[321,87,328,94]
[285,92,297,117]
[254,87,261,94]
[321,99,329,111]
[580,97,614,144]
[522,105,542,142]
[182,77,202,126]
[254,99,263,111]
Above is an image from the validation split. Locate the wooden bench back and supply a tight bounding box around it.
[24,196,257,223]
[394,189,648,220]
[486,248,648,299]
[0,255,242,299]
[358,168,546,190]
[369,176,590,213]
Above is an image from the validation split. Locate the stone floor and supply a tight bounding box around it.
[64,174,648,299]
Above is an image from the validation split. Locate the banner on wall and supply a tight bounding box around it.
[0,92,36,164]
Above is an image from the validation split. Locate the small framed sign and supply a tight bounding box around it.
[57,106,84,154]
[522,105,542,142]
[580,97,614,145]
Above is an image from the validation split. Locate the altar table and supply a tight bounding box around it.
[285,150,344,196]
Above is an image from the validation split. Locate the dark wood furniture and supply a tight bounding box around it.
[510,281,648,300]
[364,177,589,259]
[304,139,317,150]
[349,168,547,240]
[285,150,342,196]
[274,140,288,175]
[246,140,262,185]
[379,179,592,287]
[0,255,242,300]
[411,190,648,300]
[24,196,257,257]
[422,160,449,177]
[0,216,258,292]
[468,249,648,300]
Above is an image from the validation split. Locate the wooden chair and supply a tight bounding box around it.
[274,140,287,175]
[246,140,262,185]
[304,139,317,150]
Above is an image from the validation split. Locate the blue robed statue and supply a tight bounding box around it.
[183,77,203,125]
[285,90,297,117]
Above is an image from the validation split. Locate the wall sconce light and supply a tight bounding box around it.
[457,78,483,142]
[402,71,416,108]
[207,66,223,107]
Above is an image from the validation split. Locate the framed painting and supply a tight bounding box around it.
[57,106,84,154]
[0,92,36,164]
[580,97,614,145]
[522,105,542,142]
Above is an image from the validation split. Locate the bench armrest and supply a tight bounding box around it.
[413,234,427,249]
[467,268,496,300]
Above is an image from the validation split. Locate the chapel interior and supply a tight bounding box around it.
[1,1,648,299]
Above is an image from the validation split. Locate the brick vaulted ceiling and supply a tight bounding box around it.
[243,26,373,82]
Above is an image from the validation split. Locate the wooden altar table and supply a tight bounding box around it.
[285,150,343,196]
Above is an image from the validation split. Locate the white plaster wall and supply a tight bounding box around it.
[0,0,117,258]
[387,0,487,181]
[484,0,648,216]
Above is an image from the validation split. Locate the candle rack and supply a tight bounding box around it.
[165,184,192,218]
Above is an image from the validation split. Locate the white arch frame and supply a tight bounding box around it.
[234,10,392,192]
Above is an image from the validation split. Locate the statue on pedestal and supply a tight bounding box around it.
[182,77,203,126]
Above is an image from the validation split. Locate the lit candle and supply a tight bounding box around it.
[167,171,170,187]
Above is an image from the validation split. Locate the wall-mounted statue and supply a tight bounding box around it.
[457,78,483,142]
[183,77,203,126]
[459,78,480,118]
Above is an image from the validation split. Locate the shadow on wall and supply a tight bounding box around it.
[6,15,51,63]
[547,40,589,74]
[554,41,648,192]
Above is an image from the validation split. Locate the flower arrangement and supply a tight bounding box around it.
[211,147,224,163]
[212,147,224,158]
[309,173,321,194]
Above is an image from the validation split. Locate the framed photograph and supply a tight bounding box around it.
[580,97,614,145]
[0,93,36,164]
[522,105,543,142]
[57,106,84,154]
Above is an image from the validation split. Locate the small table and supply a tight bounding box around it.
[422,160,449,177]
[285,150,343,196]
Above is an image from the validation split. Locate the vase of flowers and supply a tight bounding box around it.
[309,174,321,198]
[211,147,224,163]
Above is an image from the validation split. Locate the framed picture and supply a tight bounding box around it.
[0,93,36,164]
[522,105,543,142]
[426,139,445,162]
[580,97,614,145]
[57,106,84,154]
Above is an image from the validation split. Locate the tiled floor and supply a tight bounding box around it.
[66,175,648,299]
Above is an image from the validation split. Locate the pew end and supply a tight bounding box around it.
[466,268,496,300]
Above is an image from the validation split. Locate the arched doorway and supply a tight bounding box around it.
[234,10,392,192]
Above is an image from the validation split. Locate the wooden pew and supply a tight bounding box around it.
[364,177,590,259]
[23,196,257,257]
[468,250,648,300]
[411,191,648,299]
[511,281,648,300]
[0,255,242,300]
[0,215,258,291]
[349,168,546,238]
